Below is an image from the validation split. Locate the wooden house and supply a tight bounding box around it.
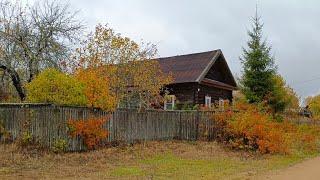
[156,49,237,109]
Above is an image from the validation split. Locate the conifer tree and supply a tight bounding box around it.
[240,10,276,103]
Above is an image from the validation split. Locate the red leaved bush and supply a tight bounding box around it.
[212,102,319,154]
[68,118,108,150]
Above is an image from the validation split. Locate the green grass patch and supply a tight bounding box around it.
[140,153,248,179]
[110,166,145,177]
[0,167,15,175]
[108,151,319,179]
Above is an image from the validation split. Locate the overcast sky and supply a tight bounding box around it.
[27,0,320,100]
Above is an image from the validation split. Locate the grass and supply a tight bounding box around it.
[110,166,144,177]
[137,153,245,179]
[108,152,317,179]
[0,141,318,179]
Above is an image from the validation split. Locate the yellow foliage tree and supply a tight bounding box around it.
[268,75,300,113]
[72,24,173,110]
[26,68,87,106]
[305,95,320,120]
[129,60,173,109]
[75,67,117,111]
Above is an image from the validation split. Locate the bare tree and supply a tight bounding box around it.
[0,0,84,101]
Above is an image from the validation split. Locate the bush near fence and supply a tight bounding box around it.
[0,104,217,151]
[210,102,320,154]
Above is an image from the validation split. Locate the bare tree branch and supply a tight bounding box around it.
[0,0,84,100]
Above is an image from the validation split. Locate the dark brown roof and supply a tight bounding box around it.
[156,50,220,83]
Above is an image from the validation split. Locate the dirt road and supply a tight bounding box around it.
[263,156,320,180]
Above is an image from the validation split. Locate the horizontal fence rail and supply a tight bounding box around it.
[0,104,217,151]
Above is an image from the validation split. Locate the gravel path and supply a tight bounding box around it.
[263,156,320,180]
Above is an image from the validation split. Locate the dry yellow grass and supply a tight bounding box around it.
[0,141,317,179]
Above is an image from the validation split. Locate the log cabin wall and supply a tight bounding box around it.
[196,84,232,105]
[167,82,232,106]
[166,83,198,104]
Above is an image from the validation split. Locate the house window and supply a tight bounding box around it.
[164,95,175,110]
[205,96,211,107]
[219,98,224,110]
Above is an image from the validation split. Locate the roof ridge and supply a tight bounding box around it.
[195,50,222,82]
[157,49,220,60]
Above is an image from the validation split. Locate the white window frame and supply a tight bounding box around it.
[205,96,211,107]
[164,95,175,110]
[219,98,224,110]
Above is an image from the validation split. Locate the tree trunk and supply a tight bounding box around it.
[0,65,25,101]
[28,60,34,83]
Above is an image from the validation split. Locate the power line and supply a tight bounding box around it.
[292,76,320,86]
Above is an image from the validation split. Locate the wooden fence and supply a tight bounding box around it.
[0,104,216,151]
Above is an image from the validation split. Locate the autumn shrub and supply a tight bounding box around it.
[293,124,320,152]
[26,68,87,106]
[68,118,108,150]
[52,139,68,153]
[211,102,320,154]
[17,131,37,148]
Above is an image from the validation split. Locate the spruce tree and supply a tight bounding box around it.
[240,11,277,103]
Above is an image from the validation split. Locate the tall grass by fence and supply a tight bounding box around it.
[0,104,217,151]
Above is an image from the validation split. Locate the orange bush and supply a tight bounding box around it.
[231,104,288,153]
[294,124,320,152]
[68,118,108,150]
[211,102,320,154]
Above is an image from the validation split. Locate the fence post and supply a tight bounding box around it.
[195,110,200,140]
[179,111,182,139]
